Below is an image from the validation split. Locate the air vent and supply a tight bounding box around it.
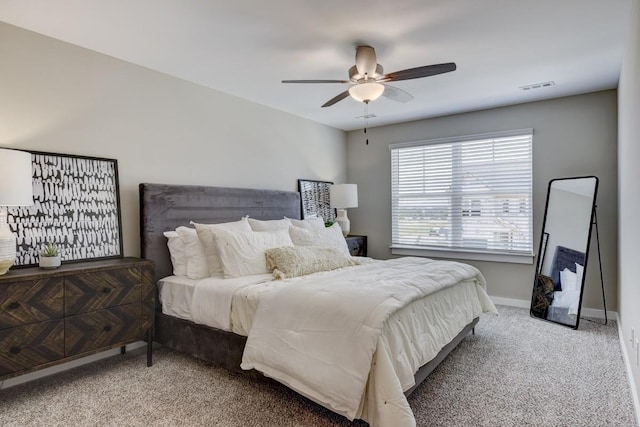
[355,114,377,119]
[520,81,555,91]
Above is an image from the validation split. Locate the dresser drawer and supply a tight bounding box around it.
[65,268,141,315]
[0,278,64,330]
[65,303,142,356]
[0,319,64,376]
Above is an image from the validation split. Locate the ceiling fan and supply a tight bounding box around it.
[282,45,456,108]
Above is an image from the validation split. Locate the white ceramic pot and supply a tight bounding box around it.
[39,255,61,270]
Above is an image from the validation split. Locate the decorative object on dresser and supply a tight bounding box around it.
[330,183,358,237]
[297,179,335,222]
[6,150,123,268]
[0,148,34,275]
[38,242,61,270]
[0,257,154,381]
[345,235,367,257]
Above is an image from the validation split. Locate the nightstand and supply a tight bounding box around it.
[0,257,154,381]
[346,235,367,257]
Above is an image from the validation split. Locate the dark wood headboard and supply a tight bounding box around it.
[139,183,301,281]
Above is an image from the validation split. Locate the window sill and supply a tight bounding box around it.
[390,246,534,264]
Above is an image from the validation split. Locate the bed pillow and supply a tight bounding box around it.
[286,216,325,230]
[213,228,294,277]
[175,226,209,279]
[247,217,292,231]
[288,223,351,258]
[163,231,187,277]
[559,268,579,292]
[265,246,358,279]
[575,263,584,289]
[193,218,252,276]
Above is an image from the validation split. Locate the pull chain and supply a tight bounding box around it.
[364,101,369,145]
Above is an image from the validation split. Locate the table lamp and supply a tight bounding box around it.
[330,184,358,237]
[0,148,33,275]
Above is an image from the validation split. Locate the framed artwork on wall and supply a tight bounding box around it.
[7,150,123,267]
[297,179,336,222]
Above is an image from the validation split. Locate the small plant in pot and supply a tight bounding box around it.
[39,242,61,270]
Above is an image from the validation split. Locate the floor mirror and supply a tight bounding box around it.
[530,176,598,329]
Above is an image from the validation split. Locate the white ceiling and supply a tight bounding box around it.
[0,0,633,131]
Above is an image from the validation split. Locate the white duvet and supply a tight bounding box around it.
[240,257,497,427]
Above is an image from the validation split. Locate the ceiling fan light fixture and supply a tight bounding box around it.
[348,82,385,103]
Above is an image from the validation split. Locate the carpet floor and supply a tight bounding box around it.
[0,305,636,426]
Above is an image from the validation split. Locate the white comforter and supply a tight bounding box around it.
[241,257,496,427]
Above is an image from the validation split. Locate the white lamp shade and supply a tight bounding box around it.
[0,148,33,206]
[348,82,385,103]
[330,184,358,209]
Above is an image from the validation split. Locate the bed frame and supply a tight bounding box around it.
[139,183,478,395]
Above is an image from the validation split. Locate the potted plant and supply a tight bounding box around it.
[39,242,61,269]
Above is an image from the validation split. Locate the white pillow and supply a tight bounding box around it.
[192,218,252,276]
[163,231,187,277]
[247,217,292,231]
[288,223,350,258]
[575,263,584,289]
[213,228,294,277]
[175,226,209,279]
[286,216,325,230]
[559,268,578,292]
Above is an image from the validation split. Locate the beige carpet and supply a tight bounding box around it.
[0,306,637,426]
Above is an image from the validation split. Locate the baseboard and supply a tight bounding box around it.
[489,295,617,320]
[0,341,146,390]
[490,296,530,309]
[617,314,640,427]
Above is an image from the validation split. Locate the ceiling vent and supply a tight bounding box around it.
[520,81,555,91]
[355,113,377,119]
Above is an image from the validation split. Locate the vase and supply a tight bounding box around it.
[39,255,61,269]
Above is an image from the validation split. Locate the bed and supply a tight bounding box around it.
[139,183,497,427]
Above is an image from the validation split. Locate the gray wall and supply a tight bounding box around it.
[618,0,640,405]
[0,22,347,257]
[346,90,618,311]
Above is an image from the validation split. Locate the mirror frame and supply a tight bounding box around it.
[530,175,599,329]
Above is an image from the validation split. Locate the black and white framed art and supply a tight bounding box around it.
[7,151,123,267]
[297,179,336,222]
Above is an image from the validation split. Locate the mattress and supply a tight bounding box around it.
[158,263,485,339]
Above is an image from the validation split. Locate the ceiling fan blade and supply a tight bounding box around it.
[382,84,414,103]
[282,79,349,84]
[355,46,378,78]
[380,62,457,82]
[321,90,350,108]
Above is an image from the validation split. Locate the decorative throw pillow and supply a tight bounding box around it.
[176,226,209,279]
[213,228,294,277]
[192,217,252,276]
[163,230,187,277]
[288,223,350,258]
[247,217,292,231]
[265,246,358,279]
[286,216,325,230]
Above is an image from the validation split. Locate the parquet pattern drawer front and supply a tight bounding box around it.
[65,303,142,357]
[0,319,64,376]
[65,268,141,315]
[0,277,64,330]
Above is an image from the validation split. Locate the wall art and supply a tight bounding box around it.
[7,151,123,266]
[297,179,336,222]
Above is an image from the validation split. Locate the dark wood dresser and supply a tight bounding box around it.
[0,257,154,381]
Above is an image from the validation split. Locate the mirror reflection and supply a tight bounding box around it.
[530,176,598,328]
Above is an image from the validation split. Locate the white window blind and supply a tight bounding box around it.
[390,129,533,258]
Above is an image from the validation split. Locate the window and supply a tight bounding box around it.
[390,129,533,263]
